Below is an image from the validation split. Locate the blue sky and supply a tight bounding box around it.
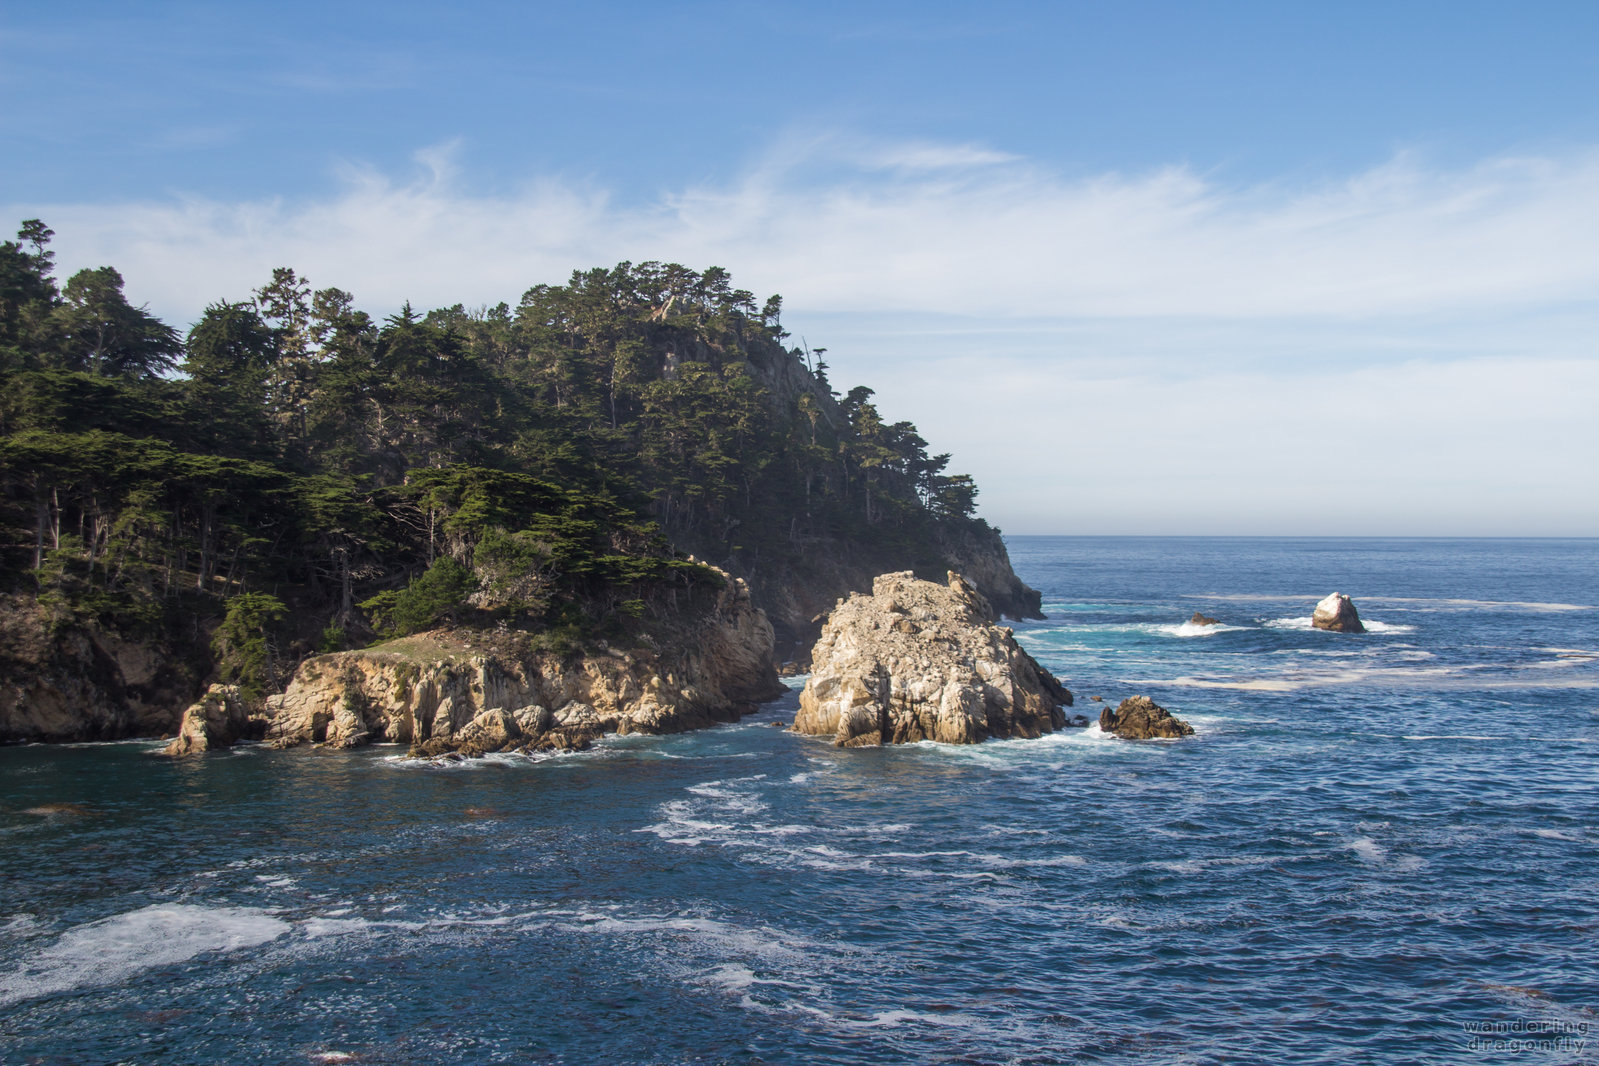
[4,2,1598,534]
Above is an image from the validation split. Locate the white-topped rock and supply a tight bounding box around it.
[1312,592,1366,633]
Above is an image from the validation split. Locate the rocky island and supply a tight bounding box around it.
[792,570,1073,747]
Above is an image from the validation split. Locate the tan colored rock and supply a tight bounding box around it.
[1312,592,1365,633]
[792,571,1071,747]
[164,684,260,755]
[258,567,782,757]
[1098,696,1194,739]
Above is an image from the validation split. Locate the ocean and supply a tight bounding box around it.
[2,537,1596,1065]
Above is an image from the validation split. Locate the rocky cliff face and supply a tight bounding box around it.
[792,570,1071,747]
[737,522,1044,663]
[247,571,782,756]
[0,595,199,743]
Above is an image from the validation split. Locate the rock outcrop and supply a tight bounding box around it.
[253,571,783,757]
[0,594,198,743]
[1311,592,1365,633]
[1189,612,1221,627]
[1098,696,1194,739]
[163,684,263,755]
[792,571,1071,747]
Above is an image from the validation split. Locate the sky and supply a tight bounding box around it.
[3,1,1597,535]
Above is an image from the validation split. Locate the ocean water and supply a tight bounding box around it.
[2,536,1597,1065]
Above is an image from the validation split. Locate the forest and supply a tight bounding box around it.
[0,219,992,694]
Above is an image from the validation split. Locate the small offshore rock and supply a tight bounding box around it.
[1098,695,1194,739]
[1311,592,1365,633]
[1189,612,1222,627]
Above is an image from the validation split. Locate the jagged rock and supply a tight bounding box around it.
[1098,696,1194,739]
[1189,612,1221,626]
[164,684,262,755]
[1311,592,1365,633]
[258,566,783,758]
[449,708,522,757]
[792,571,1072,747]
[0,594,199,743]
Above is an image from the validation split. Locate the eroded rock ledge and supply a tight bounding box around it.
[792,570,1072,747]
[171,571,783,757]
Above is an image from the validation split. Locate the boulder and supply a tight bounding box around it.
[1098,696,1194,740]
[1311,592,1365,633]
[792,571,1071,747]
[164,684,261,755]
[1189,612,1221,626]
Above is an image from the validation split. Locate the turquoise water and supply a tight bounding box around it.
[2,537,1597,1064]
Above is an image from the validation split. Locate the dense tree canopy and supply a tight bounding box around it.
[0,219,990,676]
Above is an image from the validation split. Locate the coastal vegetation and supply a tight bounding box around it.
[0,219,1011,704]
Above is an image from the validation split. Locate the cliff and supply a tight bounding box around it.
[792,571,1071,747]
[0,595,199,743]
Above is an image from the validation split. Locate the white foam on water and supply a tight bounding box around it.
[830,1007,991,1031]
[1400,734,1502,741]
[0,904,289,1006]
[1266,615,1416,633]
[298,917,373,938]
[1349,838,1388,864]
[977,852,1088,869]
[1534,828,1582,842]
[1160,621,1252,638]
[1162,675,1302,692]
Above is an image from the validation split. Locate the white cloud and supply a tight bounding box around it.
[7,137,1595,533]
[12,139,1598,326]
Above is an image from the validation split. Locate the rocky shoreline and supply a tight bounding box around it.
[164,570,783,758]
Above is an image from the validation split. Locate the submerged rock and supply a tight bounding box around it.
[1098,696,1194,739]
[256,567,783,758]
[1189,612,1221,627]
[792,570,1071,747]
[1311,592,1365,633]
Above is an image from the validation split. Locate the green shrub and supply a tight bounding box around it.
[360,556,478,637]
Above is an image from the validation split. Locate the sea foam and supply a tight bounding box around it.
[0,904,289,1007]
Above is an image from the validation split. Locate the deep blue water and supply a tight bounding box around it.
[2,537,1597,1065]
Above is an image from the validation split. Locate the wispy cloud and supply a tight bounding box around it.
[14,139,1596,327]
